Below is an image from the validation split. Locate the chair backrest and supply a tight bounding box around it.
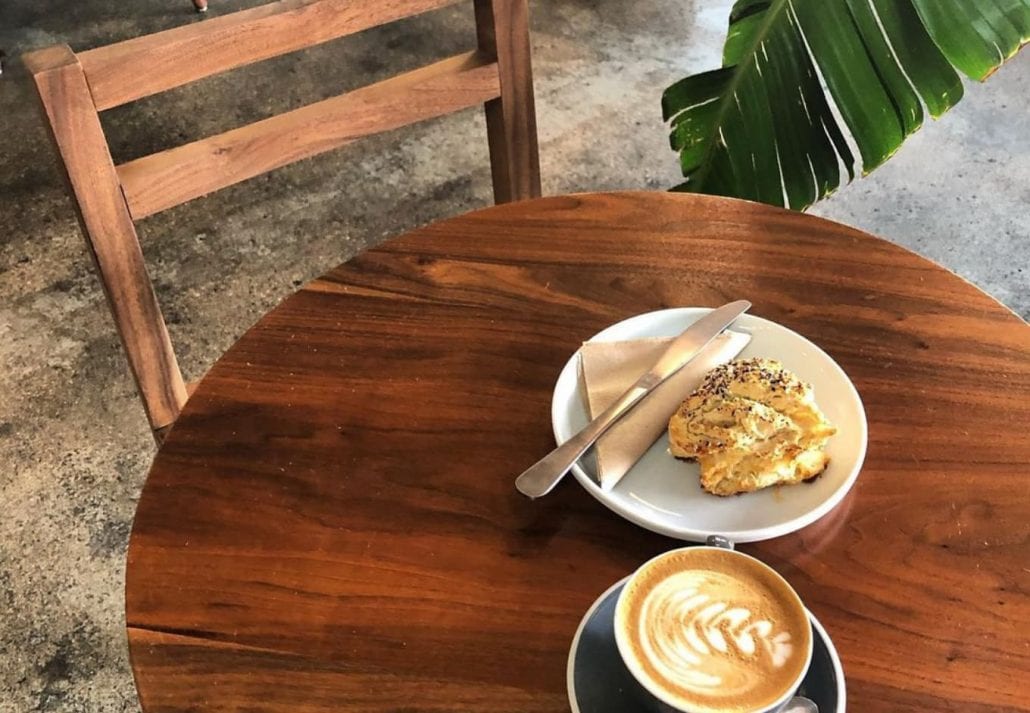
[24,0,540,438]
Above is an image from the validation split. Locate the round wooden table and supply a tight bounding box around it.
[127,192,1029,712]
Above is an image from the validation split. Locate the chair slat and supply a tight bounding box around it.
[117,51,500,219]
[79,0,462,111]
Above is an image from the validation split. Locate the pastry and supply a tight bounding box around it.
[668,358,836,496]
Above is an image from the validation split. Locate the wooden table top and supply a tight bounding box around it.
[128,192,1030,713]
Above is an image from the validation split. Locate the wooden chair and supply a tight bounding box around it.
[23,0,540,441]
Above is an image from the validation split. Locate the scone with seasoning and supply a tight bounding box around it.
[668,357,836,496]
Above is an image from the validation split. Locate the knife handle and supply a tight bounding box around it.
[514,380,654,499]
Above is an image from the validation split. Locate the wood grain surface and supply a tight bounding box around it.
[128,192,1030,713]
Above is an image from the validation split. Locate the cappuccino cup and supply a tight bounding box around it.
[614,544,813,713]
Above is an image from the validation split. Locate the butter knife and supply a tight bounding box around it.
[514,300,751,499]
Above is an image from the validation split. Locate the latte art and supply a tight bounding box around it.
[638,571,793,697]
[615,548,811,713]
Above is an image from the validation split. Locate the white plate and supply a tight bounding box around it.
[551,308,867,542]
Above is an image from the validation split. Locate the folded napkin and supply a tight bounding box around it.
[579,330,751,490]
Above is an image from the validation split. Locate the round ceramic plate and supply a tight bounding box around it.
[551,308,867,542]
[568,578,846,713]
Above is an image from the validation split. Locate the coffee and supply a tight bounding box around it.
[615,548,811,713]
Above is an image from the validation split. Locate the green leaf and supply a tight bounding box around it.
[870,0,964,117]
[843,0,924,135]
[912,0,1030,80]
[664,0,845,206]
[664,0,1029,210]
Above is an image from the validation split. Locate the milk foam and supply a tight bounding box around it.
[617,549,811,713]
[637,570,793,697]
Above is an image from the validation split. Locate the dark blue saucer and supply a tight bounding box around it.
[568,579,845,713]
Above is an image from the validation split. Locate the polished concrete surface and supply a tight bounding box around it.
[0,1,1027,709]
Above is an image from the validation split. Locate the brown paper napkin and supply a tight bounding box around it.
[579,330,751,490]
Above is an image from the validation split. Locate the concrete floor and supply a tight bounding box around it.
[0,1,1027,710]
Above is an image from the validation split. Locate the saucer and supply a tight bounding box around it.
[567,578,846,713]
[551,308,867,542]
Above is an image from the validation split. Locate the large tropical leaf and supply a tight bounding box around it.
[663,0,1030,210]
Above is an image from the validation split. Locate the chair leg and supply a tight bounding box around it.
[474,0,541,203]
[192,0,208,13]
[24,46,188,432]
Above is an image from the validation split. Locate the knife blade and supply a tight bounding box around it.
[514,300,751,499]
[585,328,751,491]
